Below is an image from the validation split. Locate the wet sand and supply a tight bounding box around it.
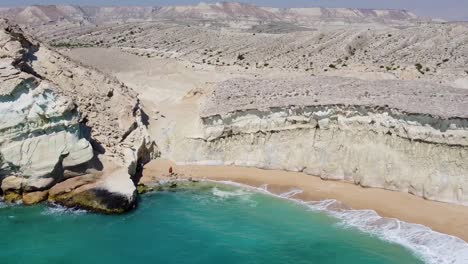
[142,159,468,242]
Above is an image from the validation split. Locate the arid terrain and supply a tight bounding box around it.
[47,3,468,204]
[1,2,468,254]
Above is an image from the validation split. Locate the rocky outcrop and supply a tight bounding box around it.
[48,169,137,214]
[0,80,94,186]
[22,190,49,205]
[0,19,158,212]
[165,77,468,206]
[0,21,94,198]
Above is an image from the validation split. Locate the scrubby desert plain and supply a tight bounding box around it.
[1,2,468,263]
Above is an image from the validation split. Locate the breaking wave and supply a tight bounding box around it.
[208,180,468,264]
[210,186,257,207]
[212,187,250,198]
[42,204,88,216]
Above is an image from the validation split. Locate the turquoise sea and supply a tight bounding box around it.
[0,182,441,264]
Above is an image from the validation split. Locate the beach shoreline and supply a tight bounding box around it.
[142,159,468,243]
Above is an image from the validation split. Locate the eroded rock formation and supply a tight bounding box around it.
[166,77,468,205]
[0,19,158,212]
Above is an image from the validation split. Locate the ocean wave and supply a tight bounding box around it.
[208,180,468,264]
[212,187,250,198]
[309,200,468,264]
[0,200,21,208]
[42,204,88,216]
[278,188,303,198]
[210,186,257,207]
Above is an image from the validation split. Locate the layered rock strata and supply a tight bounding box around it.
[0,19,158,212]
[169,77,468,205]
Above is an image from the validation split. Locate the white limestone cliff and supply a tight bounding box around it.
[162,77,468,206]
[0,80,93,189]
[0,19,158,211]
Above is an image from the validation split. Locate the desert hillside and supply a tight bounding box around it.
[1,3,468,261]
[2,2,465,206]
[0,0,467,227]
[9,4,463,90]
[0,3,419,25]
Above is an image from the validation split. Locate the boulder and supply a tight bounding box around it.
[3,192,22,203]
[137,183,154,194]
[49,169,137,214]
[1,176,24,203]
[1,176,24,193]
[22,191,49,205]
[24,178,56,192]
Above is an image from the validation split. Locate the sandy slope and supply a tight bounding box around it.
[65,47,241,148]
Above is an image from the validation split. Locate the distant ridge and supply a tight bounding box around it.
[0,2,420,25]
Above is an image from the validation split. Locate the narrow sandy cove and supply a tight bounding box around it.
[64,47,468,244]
[142,159,468,242]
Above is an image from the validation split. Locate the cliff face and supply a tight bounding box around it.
[0,19,158,211]
[0,21,92,192]
[0,79,93,186]
[165,77,468,206]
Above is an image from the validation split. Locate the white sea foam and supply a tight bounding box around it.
[0,200,21,208]
[42,204,87,216]
[278,188,303,198]
[207,180,468,264]
[212,187,250,199]
[308,200,468,264]
[210,186,258,207]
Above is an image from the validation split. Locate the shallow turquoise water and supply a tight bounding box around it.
[0,183,424,264]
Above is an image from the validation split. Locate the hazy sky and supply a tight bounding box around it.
[1,0,467,21]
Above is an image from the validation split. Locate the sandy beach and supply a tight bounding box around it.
[142,159,468,242]
[64,47,468,244]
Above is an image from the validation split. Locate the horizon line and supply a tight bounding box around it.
[0,2,414,13]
